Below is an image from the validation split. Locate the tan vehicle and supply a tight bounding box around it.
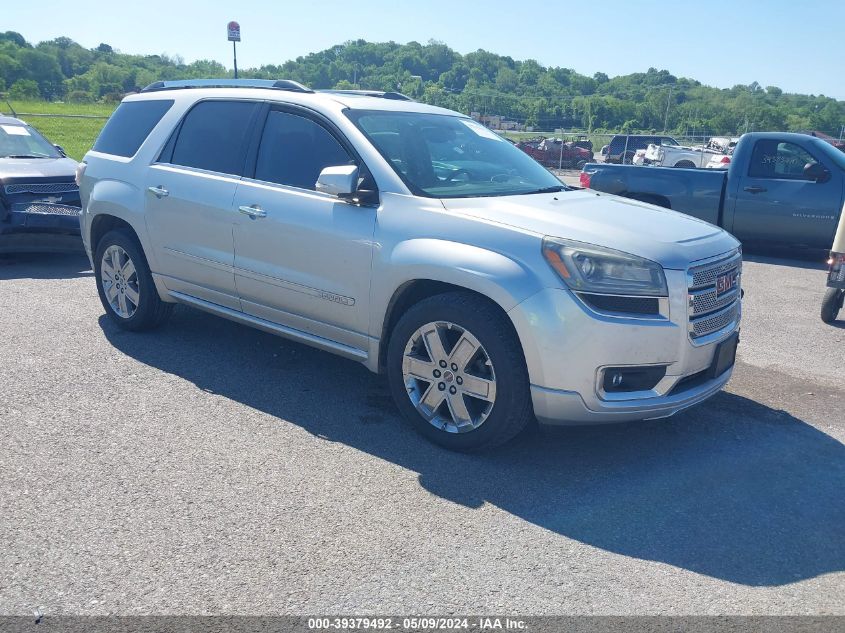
[821,202,845,323]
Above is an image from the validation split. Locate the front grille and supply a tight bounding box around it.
[688,251,742,341]
[11,202,81,216]
[691,302,740,338]
[4,183,79,195]
[831,267,845,283]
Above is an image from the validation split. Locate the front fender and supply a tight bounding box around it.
[370,237,547,341]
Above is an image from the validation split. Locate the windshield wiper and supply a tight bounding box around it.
[525,185,567,194]
[4,154,52,159]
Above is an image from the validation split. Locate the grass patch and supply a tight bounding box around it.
[1,101,116,161]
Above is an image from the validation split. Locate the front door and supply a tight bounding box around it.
[730,138,842,248]
[232,107,377,351]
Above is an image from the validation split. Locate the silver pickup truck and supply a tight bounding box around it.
[582,132,845,250]
[78,79,742,451]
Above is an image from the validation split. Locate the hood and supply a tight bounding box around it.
[0,156,79,181]
[441,189,740,269]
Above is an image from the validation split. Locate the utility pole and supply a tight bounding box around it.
[663,87,672,133]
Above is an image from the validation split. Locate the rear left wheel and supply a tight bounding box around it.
[94,229,173,331]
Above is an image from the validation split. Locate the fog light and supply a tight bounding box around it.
[602,365,667,393]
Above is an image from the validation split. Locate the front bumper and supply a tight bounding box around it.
[508,267,740,426]
[1,181,83,253]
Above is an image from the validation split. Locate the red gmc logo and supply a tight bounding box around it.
[716,271,738,296]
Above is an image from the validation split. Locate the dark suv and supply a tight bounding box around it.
[0,115,81,253]
[605,134,679,164]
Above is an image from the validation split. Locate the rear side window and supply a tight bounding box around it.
[254,110,352,189]
[170,100,259,175]
[92,100,173,157]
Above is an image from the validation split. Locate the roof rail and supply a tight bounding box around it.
[140,79,313,93]
[319,89,414,102]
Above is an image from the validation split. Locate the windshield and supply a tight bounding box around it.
[0,122,61,158]
[346,110,566,198]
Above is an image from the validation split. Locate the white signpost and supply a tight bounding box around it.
[227,21,240,78]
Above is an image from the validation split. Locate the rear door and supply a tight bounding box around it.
[145,99,260,309]
[231,106,377,351]
[730,138,842,248]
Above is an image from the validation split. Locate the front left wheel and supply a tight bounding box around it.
[94,229,173,331]
[387,291,533,451]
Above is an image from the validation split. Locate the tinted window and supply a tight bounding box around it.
[92,99,173,157]
[254,110,352,189]
[749,140,819,179]
[171,100,259,175]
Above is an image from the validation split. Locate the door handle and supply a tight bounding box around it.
[743,185,767,194]
[239,204,267,219]
[147,185,169,198]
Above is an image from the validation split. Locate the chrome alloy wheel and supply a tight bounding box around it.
[100,245,140,319]
[402,321,497,433]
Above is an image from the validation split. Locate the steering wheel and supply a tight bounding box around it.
[448,169,472,182]
[490,173,512,183]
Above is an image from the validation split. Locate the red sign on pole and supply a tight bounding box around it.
[227,21,241,42]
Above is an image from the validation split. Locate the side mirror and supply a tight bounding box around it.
[316,165,359,198]
[804,162,830,183]
[54,144,66,157]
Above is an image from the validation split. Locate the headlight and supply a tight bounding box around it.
[542,237,668,297]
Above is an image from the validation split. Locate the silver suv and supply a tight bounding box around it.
[78,79,742,451]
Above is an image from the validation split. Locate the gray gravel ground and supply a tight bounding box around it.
[0,252,843,616]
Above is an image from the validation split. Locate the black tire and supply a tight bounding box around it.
[674,160,696,168]
[387,291,533,451]
[575,159,588,170]
[623,151,635,165]
[820,288,844,323]
[94,228,173,331]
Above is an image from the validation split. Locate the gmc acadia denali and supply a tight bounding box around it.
[77,79,742,451]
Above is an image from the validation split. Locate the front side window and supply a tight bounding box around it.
[348,110,564,198]
[92,99,173,158]
[170,100,259,175]
[0,122,62,158]
[254,110,353,190]
[749,140,819,179]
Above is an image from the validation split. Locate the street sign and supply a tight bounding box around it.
[227,21,241,42]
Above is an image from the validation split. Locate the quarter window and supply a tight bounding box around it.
[254,110,353,190]
[170,100,259,175]
[748,140,819,179]
[92,99,173,158]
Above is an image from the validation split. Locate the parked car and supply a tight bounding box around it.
[581,132,845,249]
[0,115,81,253]
[605,134,680,164]
[79,78,742,451]
[644,142,723,168]
[821,202,845,323]
[705,154,732,169]
[516,137,592,169]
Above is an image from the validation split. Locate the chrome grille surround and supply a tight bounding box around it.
[687,250,742,343]
[5,183,79,195]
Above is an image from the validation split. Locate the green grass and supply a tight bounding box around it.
[1,101,116,161]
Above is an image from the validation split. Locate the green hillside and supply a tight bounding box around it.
[1,31,843,137]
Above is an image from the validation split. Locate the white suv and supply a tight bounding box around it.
[78,79,742,451]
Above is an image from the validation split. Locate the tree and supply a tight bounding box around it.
[9,79,39,100]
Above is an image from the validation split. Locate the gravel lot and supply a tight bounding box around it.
[1,251,843,616]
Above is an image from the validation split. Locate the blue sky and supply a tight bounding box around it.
[7,0,845,99]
